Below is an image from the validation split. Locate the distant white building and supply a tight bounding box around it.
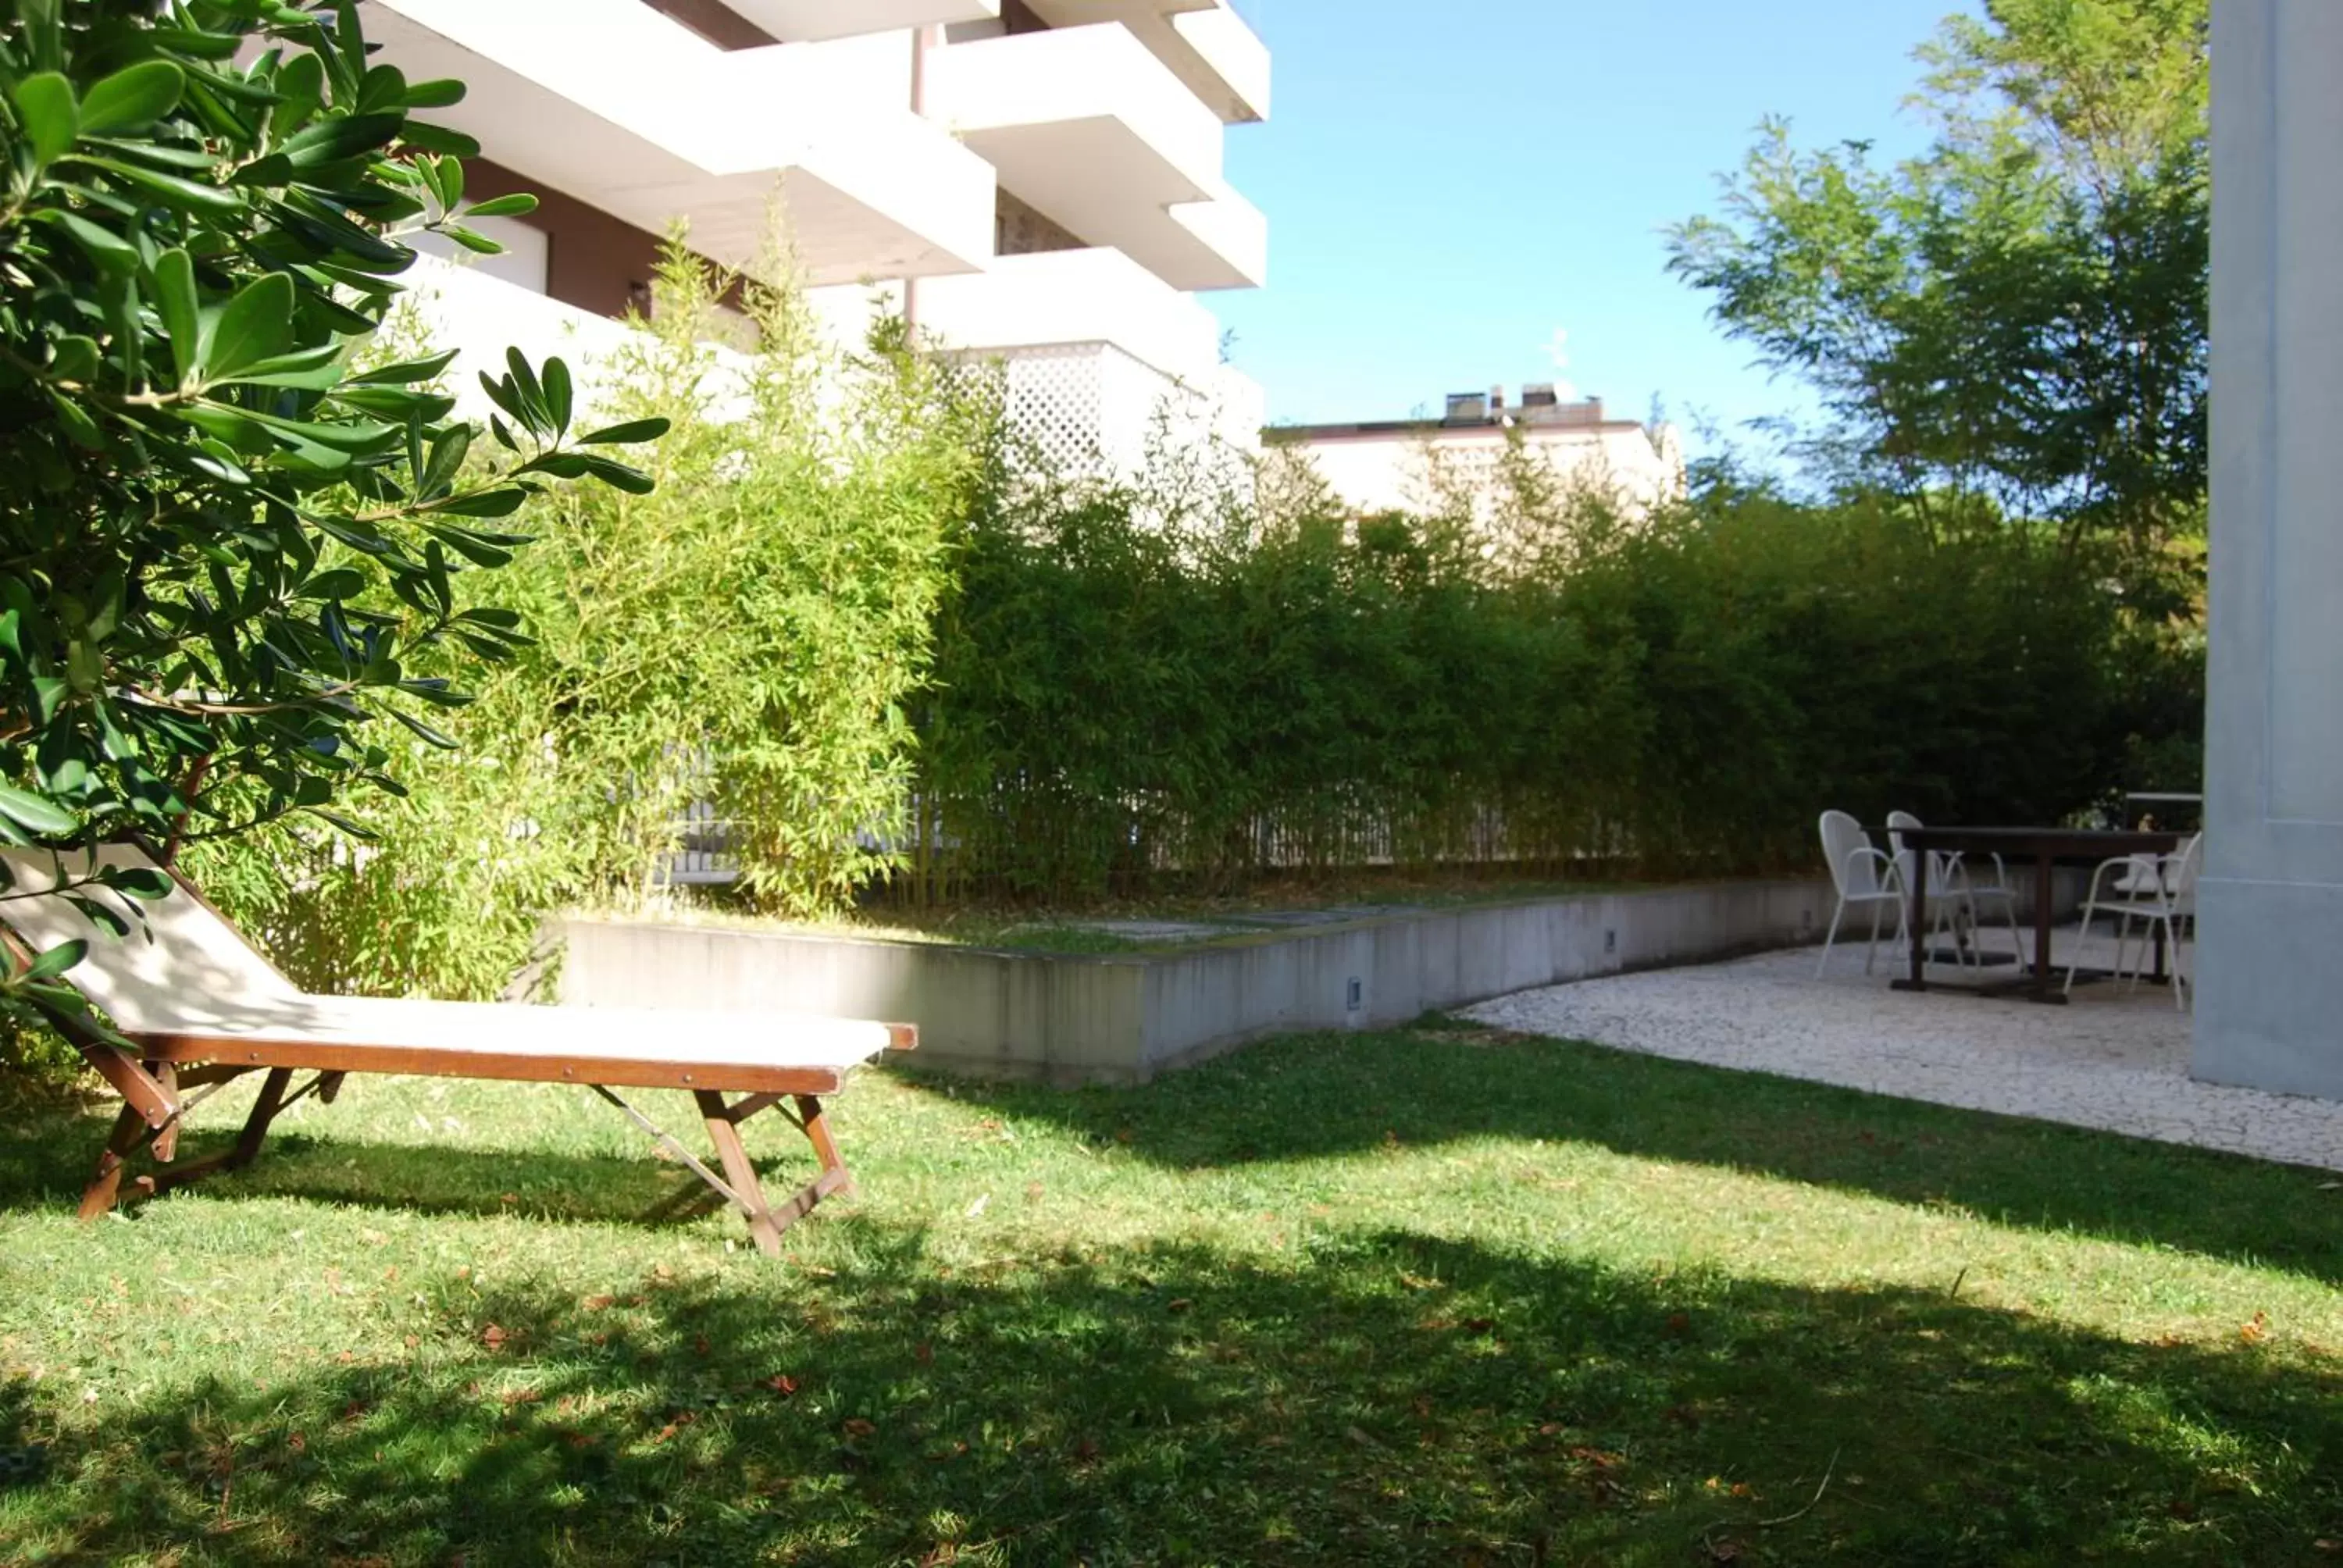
[1274,384,1686,518]
[358,0,1270,473]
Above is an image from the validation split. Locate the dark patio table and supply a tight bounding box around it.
[1889,826,2181,1005]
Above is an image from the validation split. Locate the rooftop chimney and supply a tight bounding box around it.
[1490,384,1507,412]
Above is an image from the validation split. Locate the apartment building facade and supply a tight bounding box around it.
[1274,385,1687,519]
[359,0,1269,475]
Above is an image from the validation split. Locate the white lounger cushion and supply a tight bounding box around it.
[4,844,304,1033]
[0,846,893,1071]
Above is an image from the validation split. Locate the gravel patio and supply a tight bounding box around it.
[1467,925,2343,1172]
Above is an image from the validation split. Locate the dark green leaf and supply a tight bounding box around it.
[462,192,539,220]
[153,248,201,385]
[219,342,348,389]
[201,270,295,379]
[427,487,528,520]
[0,784,79,837]
[423,523,515,566]
[297,568,368,600]
[404,78,467,109]
[311,514,394,555]
[577,418,671,446]
[12,72,78,164]
[576,454,658,494]
[475,371,525,428]
[65,896,133,939]
[541,356,572,433]
[97,866,173,900]
[420,426,471,497]
[73,155,243,216]
[438,223,501,255]
[78,60,185,135]
[398,121,480,158]
[330,384,454,419]
[21,939,87,984]
[351,350,458,386]
[36,209,138,273]
[504,347,549,433]
[48,334,99,384]
[234,405,401,454]
[275,111,402,169]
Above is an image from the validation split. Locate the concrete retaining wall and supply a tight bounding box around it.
[558,877,1836,1085]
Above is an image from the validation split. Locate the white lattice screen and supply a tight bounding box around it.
[992,343,1109,474]
[977,342,1259,484]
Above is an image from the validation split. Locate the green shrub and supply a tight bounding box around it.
[911,451,2188,903]
[0,2,658,1035]
[190,237,977,996]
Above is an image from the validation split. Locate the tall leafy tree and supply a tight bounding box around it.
[1667,0,2208,561]
[0,1,661,1027]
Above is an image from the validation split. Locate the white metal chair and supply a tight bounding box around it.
[1817,810,1909,978]
[2109,854,2163,900]
[2065,832,2203,1010]
[1885,810,2024,971]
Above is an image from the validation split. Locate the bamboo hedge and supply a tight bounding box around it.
[903,454,2200,904]
[183,250,2203,999]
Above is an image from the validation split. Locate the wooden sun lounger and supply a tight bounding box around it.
[1,846,915,1256]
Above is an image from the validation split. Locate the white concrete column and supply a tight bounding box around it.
[2194,0,2343,1097]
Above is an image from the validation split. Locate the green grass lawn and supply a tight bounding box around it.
[2,1020,2339,1565]
[651,871,1650,955]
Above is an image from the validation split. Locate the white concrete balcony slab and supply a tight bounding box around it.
[715,0,997,41]
[398,255,640,422]
[927,23,1264,290]
[1168,184,1268,292]
[362,0,994,284]
[401,255,756,422]
[1022,0,1271,123]
[913,247,1225,383]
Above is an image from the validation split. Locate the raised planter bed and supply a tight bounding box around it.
[556,878,1837,1085]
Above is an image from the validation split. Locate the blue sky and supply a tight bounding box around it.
[1211,0,1975,454]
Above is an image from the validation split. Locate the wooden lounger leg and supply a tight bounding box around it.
[77,1062,289,1221]
[593,1086,861,1258]
[695,1090,784,1258]
[795,1095,854,1198]
[151,1064,181,1164]
[741,1095,854,1244]
[79,1103,158,1222]
[141,1067,296,1203]
[230,1067,293,1170]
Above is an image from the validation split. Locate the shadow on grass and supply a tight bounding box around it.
[0,1079,776,1236]
[4,1224,2338,1566]
[8,1017,2342,1296]
[917,1027,2343,1290]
